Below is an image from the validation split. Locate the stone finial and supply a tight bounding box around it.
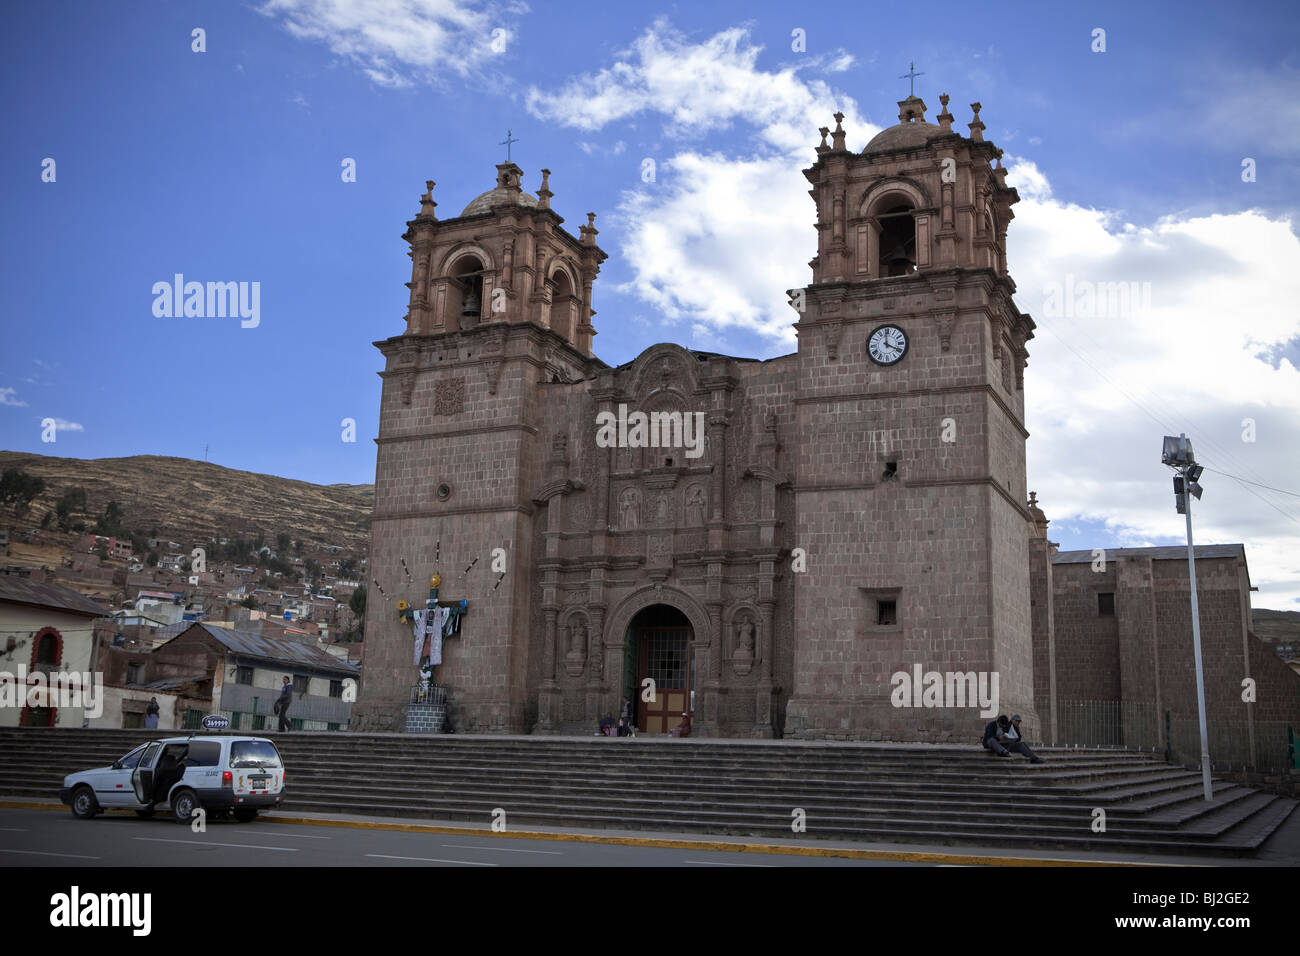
[831,112,846,151]
[993,153,1007,186]
[817,126,830,153]
[419,180,437,219]
[1027,490,1050,537]
[580,211,598,246]
[969,102,985,142]
[937,93,953,133]
[537,168,553,209]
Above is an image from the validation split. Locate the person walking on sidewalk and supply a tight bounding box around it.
[274,676,293,732]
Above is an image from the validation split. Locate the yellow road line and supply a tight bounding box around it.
[0,800,1176,866]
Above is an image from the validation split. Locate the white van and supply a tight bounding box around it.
[59,735,285,824]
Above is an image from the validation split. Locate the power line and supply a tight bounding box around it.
[1199,468,1300,500]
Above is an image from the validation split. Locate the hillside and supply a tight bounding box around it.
[1252,608,1300,645]
[0,451,373,552]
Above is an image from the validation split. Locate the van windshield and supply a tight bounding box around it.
[230,741,283,769]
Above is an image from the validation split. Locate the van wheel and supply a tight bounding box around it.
[171,789,199,825]
[71,785,97,820]
[135,807,156,818]
[233,809,258,823]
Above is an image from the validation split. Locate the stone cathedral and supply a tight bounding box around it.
[350,90,1055,741]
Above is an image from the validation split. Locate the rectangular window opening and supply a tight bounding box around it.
[877,600,897,626]
[1098,592,1115,616]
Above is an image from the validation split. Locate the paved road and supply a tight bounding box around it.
[0,808,919,867]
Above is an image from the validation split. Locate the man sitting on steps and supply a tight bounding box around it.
[1004,714,1044,763]
[982,714,1043,763]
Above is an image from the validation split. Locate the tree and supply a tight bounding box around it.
[240,595,258,609]
[40,511,53,529]
[146,550,159,567]
[304,558,321,583]
[338,556,358,578]
[93,500,126,537]
[276,532,291,553]
[293,539,303,555]
[54,486,87,531]
[0,469,45,516]
[349,585,366,622]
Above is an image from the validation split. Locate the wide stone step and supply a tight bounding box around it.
[2,729,1290,857]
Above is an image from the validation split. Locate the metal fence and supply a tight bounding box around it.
[1056,698,1297,772]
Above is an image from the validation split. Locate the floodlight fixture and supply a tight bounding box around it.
[1162,434,1195,467]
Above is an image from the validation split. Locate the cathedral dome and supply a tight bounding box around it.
[862,94,943,155]
[862,119,942,154]
[460,186,539,217]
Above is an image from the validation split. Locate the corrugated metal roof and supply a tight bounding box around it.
[191,623,359,674]
[0,575,108,617]
[1053,544,1245,564]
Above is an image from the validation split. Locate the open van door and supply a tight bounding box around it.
[130,741,163,805]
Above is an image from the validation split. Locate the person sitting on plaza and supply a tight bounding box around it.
[671,711,692,738]
[598,713,615,736]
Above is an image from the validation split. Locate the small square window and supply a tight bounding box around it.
[292,675,309,694]
[1098,592,1115,616]
[859,587,902,631]
[236,666,254,685]
[329,679,343,699]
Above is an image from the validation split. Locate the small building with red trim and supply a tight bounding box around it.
[0,575,107,727]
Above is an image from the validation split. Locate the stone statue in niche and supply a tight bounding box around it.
[686,484,707,525]
[732,616,756,676]
[654,493,670,524]
[619,488,640,529]
[563,619,587,677]
[736,618,755,659]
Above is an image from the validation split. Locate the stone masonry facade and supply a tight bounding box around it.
[350,92,1299,762]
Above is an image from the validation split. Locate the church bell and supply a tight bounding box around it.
[461,283,481,317]
[886,244,912,268]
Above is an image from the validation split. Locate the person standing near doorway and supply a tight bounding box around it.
[275,676,293,731]
[618,696,633,736]
[144,697,160,729]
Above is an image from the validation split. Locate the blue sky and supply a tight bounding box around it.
[2,0,1299,604]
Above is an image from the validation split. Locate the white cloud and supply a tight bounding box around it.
[258,0,522,85]
[526,20,870,154]
[0,387,28,407]
[614,151,812,344]
[45,418,85,432]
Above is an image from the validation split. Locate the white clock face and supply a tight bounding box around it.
[868,324,908,366]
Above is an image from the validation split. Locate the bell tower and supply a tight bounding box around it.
[783,92,1040,740]
[401,163,605,354]
[354,164,607,734]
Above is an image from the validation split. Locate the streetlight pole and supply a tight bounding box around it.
[1181,463,1213,802]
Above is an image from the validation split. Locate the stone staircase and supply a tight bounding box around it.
[1,728,1293,857]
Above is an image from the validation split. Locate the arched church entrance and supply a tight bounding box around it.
[624,605,693,734]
